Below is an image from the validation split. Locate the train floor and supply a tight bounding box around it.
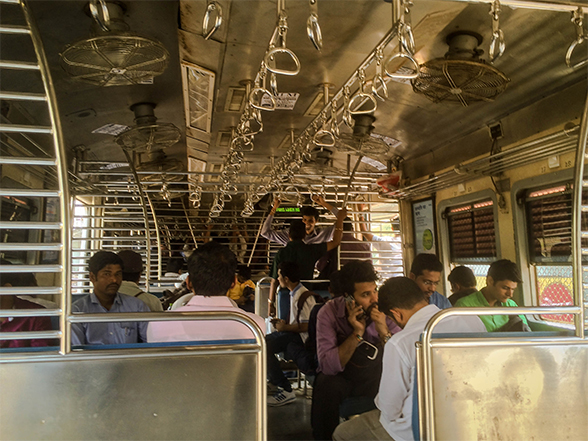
[267,379,314,441]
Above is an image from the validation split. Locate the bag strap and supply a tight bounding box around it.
[295,290,316,324]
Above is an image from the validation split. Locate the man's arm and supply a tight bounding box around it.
[326,207,348,252]
[312,194,339,216]
[261,198,289,245]
[274,319,308,333]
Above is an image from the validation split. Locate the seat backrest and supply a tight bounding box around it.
[169,293,194,310]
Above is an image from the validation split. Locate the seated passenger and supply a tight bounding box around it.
[147,242,265,342]
[332,277,486,441]
[311,260,401,441]
[226,264,256,313]
[447,265,478,306]
[72,251,149,345]
[117,250,163,312]
[1,261,54,348]
[408,253,452,309]
[266,261,319,407]
[164,256,185,288]
[456,259,530,332]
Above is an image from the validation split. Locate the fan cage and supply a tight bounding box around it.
[115,123,181,152]
[61,34,169,87]
[412,59,510,105]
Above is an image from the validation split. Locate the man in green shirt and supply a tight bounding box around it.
[456,259,529,332]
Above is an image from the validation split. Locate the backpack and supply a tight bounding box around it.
[294,290,325,324]
[160,281,191,310]
[304,301,327,355]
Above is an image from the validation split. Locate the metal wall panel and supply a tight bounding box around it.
[0,352,258,440]
[430,342,588,441]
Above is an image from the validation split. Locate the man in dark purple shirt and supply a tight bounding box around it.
[311,260,401,440]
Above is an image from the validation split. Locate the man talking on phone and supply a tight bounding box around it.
[311,260,401,440]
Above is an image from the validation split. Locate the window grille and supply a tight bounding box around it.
[446,199,497,261]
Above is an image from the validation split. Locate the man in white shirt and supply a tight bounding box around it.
[333,277,485,441]
[147,242,265,343]
[266,261,318,407]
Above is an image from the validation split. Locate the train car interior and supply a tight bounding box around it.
[1,0,587,439]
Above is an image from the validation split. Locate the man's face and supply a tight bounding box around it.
[412,270,441,299]
[277,269,287,288]
[486,277,517,304]
[90,264,122,300]
[352,281,378,312]
[302,215,317,234]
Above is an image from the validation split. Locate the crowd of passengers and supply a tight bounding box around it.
[1,198,532,441]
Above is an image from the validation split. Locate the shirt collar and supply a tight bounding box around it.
[290,283,305,297]
[404,304,439,331]
[90,292,122,306]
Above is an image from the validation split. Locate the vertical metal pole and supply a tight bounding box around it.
[145,193,163,280]
[123,150,152,292]
[572,89,588,339]
[181,197,198,247]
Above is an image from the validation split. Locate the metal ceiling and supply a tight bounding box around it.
[7,0,588,208]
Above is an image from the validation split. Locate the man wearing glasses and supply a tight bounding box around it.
[408,253,452,310]
[311,260,401,440]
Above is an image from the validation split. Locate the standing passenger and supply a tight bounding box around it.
[268,208,347,315]
[408,253,452,309]
[72,251,149,345]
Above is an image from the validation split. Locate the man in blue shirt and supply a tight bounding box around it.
[72,251,149,345]
[408,253,452,309]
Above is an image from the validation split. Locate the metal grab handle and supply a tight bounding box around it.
[314,129,336,147]
[265,47,301,76]
[203,1,223,41]
[249,87,276,111]
[89,0,110,32]
[348,92,378,115]
[399,23,415,55]
[384,52,419,80]
[307,14,323,51]
[566,37,587,69]
[372,74,388,100]
[566,8,587,69]
[269,72,279,96]
[489,29,506,63]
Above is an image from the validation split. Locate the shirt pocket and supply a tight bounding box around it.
[118,322,137,338]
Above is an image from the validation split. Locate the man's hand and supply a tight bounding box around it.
[370,305,390,338]
[345,298,366,336]
[271,197,281,214]
[272,318,287,332]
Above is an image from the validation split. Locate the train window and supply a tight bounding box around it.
[446,199,497,262]
[72,199,91,294]
[523,184,588,325]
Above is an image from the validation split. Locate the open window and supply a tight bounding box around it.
[521,183,588,325]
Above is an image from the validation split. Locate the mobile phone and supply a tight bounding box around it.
[346,294,365,321]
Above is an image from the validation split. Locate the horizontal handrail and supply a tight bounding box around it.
[0,188,60,197]
[0,308,62,317]
[0,243,62,251]
[0,286,62,295]
[0,60,40,70]
[0,123,52,133]
[0,156,55,165]
[0,221,61,229]
[0,264,63,273]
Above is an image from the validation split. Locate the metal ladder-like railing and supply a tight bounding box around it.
[70,175,159,294]
[0,0,71,352]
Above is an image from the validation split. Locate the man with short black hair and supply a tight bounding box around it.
[72,251,149,345]
[333,277,485,441]
[117,250,163,312]
[266,261,318,407]
[262,195,339,246]
[311,260,401,440]
[447,265,478,306]
[147,242,265,342]
[456,259,529,332]
[408,253,452,309]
